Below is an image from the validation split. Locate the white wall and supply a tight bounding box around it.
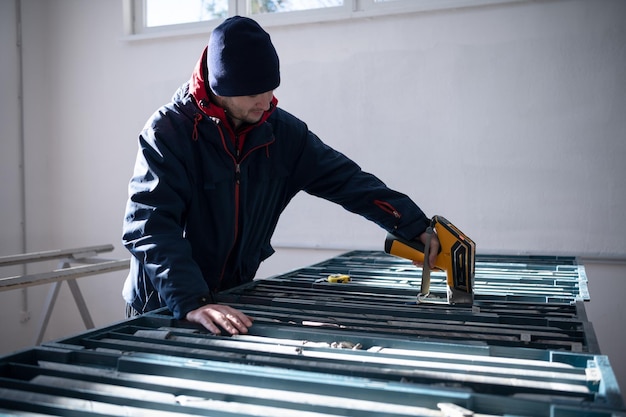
[0,0,625,393]
[0,0,32,351]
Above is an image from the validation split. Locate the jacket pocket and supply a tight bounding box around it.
[374,199,402,219]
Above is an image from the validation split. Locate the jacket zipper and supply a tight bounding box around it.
[374,199,402,219]
[216,127,274,287]
[233,134,241,241]
[374,199,404,232]
[214,125,241,286]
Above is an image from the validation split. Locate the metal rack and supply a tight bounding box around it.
[0,251,622,416]
[0,245,130,344]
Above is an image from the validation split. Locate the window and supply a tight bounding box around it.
[126,0,524,38]
[144,0,228,27]
[249,0,344,14]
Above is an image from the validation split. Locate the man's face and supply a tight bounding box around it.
[216,91,274,128]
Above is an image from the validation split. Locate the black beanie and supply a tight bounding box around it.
[208,16,280,97]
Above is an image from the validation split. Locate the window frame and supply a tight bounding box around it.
[123,0,526,40]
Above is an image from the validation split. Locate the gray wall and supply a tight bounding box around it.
[1,0,625,394]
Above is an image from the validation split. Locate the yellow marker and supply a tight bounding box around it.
[327,274,350,283]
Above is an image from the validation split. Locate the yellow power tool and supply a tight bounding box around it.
[384,215,475,305]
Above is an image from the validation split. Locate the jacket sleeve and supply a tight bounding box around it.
[292,129,431,242]
[122,111,211,319]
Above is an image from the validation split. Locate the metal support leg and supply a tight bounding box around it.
[66,279,95,329]
[33,259,95,345]
[34,281,62,345]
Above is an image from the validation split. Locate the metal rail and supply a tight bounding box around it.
[0,244,116,267]
[0,312,622,416]
[0,250,622,416]
[216,251,596,353]
[307,251,590,303]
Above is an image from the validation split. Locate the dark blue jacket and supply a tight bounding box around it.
[122,49,430,319]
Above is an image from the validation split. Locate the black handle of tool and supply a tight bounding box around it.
[384,233,425,254]
[384,232,442,257]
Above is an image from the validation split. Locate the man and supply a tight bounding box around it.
[122,16,440,335]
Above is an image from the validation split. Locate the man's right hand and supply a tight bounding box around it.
[185,304,253,335]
